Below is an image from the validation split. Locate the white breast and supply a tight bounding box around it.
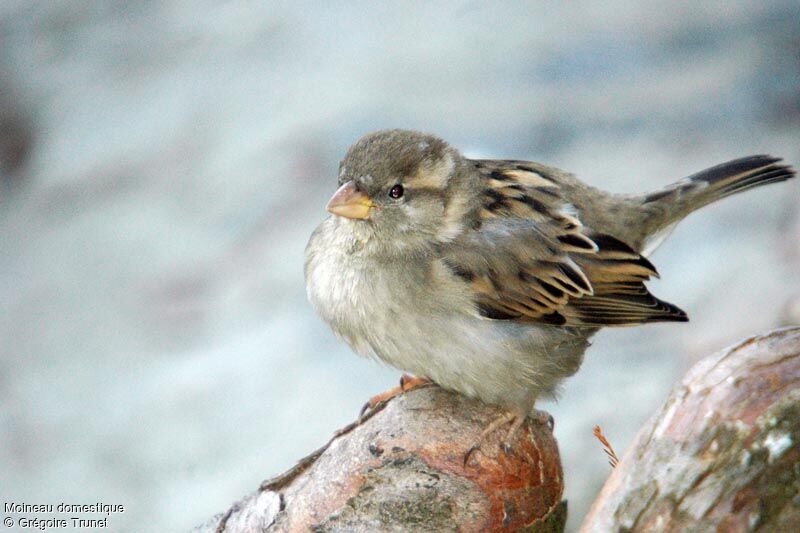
[306,218,386,357]
[305,217,591,411]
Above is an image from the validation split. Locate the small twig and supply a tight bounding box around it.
[593,425,619,468]
[258,395,392,492]
[217,398,395,531]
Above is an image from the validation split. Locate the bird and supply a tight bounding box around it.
[304,129,796,452]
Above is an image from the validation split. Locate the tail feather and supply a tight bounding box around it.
[686,155,794,202]
[636,156,795,253]
[710,166,795,199]
[643,155,795,212]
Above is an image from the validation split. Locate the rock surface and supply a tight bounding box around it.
[196,386,565,532]
[582,327,800,532]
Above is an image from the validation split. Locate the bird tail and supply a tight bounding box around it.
[634,155,795,254]
[642,155,795,212]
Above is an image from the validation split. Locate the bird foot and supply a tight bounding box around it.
[464,408,554,466]
[464,410,523,465]
[359,374,432,419]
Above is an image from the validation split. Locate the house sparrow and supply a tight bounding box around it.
[305,129,795,448]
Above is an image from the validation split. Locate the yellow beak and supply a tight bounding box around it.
[326,181,374,220]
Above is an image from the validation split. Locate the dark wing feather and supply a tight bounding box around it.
[440,160,687,327]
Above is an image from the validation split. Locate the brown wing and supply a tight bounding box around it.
[439,160,687,327]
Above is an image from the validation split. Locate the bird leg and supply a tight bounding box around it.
[464,408,554,465]
[359,374,432,418]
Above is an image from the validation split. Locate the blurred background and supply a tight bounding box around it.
[1,1,798,531]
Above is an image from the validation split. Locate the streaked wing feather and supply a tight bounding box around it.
[441,160,687,327]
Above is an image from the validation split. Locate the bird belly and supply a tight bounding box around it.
[372,312,590,411]
[305,223,591,412]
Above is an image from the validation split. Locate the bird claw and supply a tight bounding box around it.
[530,409,554,431]
[358,400,375,419]
[463,410,519,465]
[463,444,480,466]
[463,436,515,465]
[358,374,432,420]
[463,409,554,465]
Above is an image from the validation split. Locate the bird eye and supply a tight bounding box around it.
[389,184,404,199]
